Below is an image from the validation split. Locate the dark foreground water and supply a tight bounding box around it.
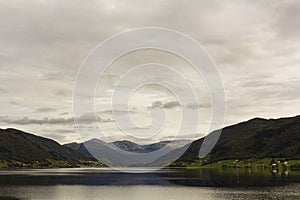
[0,168,299,200]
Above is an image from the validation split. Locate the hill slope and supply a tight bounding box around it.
[177,115,300,163]
[0,128,92,166]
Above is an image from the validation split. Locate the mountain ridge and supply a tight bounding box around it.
[175,115,300,163]
[1,115,300,168]
[0,128,95,168]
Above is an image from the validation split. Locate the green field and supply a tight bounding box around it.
[171,158,300,171]
[0,159,106,169]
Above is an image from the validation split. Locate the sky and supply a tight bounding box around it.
[0,0,300,144]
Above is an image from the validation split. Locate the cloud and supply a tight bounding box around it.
[272,0,300,39]
[0,86,6,93]
[148,101,210,110]
[0,112,116,126]
[147,101,181,110]
[35,107,57,113]
[74,112,116,125]
[41,129,81,144]
[55,89,71,96]
[60,112,69,115]
[186,103,211,109]
[41,71,70,81]
[0,116,73,125]
[0,0,300,143]
[162,101,181,109]
[8,101,17,105]
[151,101,163,108]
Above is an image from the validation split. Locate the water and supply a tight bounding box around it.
[0,168,299,200]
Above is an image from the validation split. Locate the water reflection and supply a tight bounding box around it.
[0,185,299,200]
[0,168,299,200]
[0,168,299,187]
[167,168,300,187]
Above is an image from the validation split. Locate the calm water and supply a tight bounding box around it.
[0,168,299,200]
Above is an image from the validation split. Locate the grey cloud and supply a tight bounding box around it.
[150,101,163,109]
[43,129,74,134]
[35,107,57,113]
[0,116,74,125]
[147,100,181,110]
[239,78,300,100]
[55,89,71,96]
[163,101,181,109]
[41,131,80,144]
[186,103,211,109]
[0,86,7,93]
[148,101,210,110]
[272,0,300,39]
[0,0,300,143]
[60,112,69,115]
[75,112,115,124]
[41,71,73,81]
[0,112,114,126]
[99,109,139,115]
[8,101,17,105]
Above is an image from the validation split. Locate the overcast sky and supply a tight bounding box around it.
[0,0,300,144]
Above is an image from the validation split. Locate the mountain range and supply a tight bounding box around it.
[64,139,190,167]
[0,115,299,168]
[65,139,189,154]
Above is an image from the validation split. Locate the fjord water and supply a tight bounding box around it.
[0,168,299,200]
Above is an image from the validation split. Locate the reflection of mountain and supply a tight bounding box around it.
[0,128,92,166]
[0,168,298,187]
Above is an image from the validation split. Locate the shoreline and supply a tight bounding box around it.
[171,158,300,170]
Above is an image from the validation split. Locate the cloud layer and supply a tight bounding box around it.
[0,0,299,143]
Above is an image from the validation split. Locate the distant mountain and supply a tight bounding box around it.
[0,128,93,167]
[113,140,189,153]
[176,115,300,163]
[64,139,191,167]
[65,139,190,155]
[113,140,144,152]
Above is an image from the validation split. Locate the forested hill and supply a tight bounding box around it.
[177,115,300,162]
[0,128,93,167]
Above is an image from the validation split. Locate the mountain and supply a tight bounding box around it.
[64,139,191,167]
[176,115,300,163]
[113,140,189,153]
[65,115,300,166]
[65,139,190,155]
[2,115,299,168]
[63,142,91,155]
[0,128,93,167]
[113,140,144,152]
